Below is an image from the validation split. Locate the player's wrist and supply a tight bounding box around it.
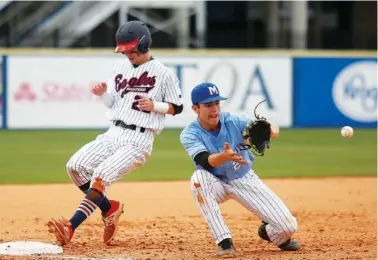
[209,153,228,167]
[220,152,231,163]
[100,92,109,97]
[100,92,115,108]
[152,101,169,114]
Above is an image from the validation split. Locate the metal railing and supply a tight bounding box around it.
[13,2,66,44]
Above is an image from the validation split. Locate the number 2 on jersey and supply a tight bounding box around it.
[232,161,241,171]
[131,95,151,113]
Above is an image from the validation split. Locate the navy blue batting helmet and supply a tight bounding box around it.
[114,21,152,54]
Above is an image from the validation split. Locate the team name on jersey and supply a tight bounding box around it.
[115,71,157,98]
[234,144,250,153]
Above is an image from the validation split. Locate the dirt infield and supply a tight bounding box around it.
[0,177,376,260]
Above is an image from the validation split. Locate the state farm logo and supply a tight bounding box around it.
[12,82,101,102]
[14,83,37,101]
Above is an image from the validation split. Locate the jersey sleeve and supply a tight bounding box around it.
[180,131,208,160]
[162,69,183,106]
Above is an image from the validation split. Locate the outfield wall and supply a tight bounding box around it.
[0,49,376,129]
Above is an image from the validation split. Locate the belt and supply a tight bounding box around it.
[114,120,146,133]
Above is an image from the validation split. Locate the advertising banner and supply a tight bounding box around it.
[6,55,292,129]
[294,57,377,127]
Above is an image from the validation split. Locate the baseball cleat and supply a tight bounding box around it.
[258,221,271,242]
[46,218,74,246]
[216,238,235,258]
[102,200,124,245]
[279,238,301,251]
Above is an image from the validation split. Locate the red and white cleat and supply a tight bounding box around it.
[47,218,74,246]
[102,200,124,245]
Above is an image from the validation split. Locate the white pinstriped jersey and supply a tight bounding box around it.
[105,59,183,133]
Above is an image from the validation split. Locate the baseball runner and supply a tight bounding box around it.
[47,21,183,246]
[180,83,300,257]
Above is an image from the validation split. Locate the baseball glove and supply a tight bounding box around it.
[242,100,271,156]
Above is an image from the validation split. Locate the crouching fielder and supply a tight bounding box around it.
[179,82,300,257]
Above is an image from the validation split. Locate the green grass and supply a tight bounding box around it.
[0,128,376,184]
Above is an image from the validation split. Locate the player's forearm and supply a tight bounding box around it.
[208,153,229,168]
[101,92,115,108]
[165,103,175,115]
[153,102,183,115]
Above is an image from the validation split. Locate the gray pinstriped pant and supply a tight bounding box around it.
[66,125,154,193]
[190,169,298,246]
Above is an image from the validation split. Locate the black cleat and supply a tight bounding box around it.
[258,221,271,242]
[217,238,235,258]
[279,238,301,251]
[258,221,301,251]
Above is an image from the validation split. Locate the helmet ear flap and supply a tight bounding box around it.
[137,34,151,54]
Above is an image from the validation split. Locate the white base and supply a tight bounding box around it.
[0,241,63,256]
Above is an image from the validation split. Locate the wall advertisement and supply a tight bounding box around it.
[6,55,292,129]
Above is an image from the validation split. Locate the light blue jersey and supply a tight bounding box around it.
[180,112,254,181]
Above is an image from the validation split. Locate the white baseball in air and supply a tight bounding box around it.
[341,126,354,138]
[270,122,279,139]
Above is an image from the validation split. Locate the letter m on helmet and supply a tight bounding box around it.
[208,86,218,95]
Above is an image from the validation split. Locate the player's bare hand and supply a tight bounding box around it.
[92,82,107,96]
[223,142,247,165]
[138,96,154,111]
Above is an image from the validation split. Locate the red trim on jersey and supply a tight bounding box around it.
[114,36,140,53]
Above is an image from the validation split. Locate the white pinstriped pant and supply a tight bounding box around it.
[190,169,298,246]
[66,125,154,193]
